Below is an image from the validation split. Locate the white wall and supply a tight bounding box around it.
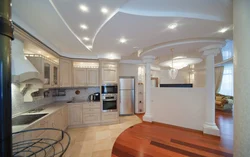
[151,88,206,131]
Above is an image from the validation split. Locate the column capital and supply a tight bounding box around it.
[142,55,155,63]
[199,44,224,57]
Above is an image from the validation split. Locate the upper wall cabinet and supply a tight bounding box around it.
[59,58,72,87]
[73,61,99,87]
[26,54,59,88]
[100,61,118,84]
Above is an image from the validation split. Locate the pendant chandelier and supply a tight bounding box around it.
[169,48,178,79]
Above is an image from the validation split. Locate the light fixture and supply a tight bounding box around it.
[79,5,89,12]
[119,37,127,43]
[168,23,178,29]
[168,48,178,79]
[47,56,50,58]
[83,37,90,41]
[101,7,109,14]
[218,27,229,33]
[80,24,88,30]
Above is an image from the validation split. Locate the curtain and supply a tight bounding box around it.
[219,63,234,96]
[215,66,224,93]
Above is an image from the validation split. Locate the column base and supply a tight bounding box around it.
[203,122,220,136]
[143,114,153,122]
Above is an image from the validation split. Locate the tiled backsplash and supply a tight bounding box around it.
[11,84,55,116]
[55,87,100,101]
[12,83,100,116]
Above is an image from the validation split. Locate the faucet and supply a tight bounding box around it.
[72,97,76,102]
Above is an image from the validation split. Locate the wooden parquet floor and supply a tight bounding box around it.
[112,110,233,157]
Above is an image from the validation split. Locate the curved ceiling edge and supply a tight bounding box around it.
[119,10,223,22]
[92,8,120,46]
[140,38,226,57]
[49,0,91,51]
[92,1,130,46]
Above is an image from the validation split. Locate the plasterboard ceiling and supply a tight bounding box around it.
[12,0,233,59]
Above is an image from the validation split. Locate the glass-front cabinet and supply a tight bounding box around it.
[43,61,51,87]
[52,65,59,87]
[26,54,59,88]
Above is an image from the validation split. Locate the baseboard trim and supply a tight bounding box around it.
[151,121,220,139]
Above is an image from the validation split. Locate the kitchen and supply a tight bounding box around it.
[11,24,142,157]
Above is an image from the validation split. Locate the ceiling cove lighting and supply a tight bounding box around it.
[168,23,178,29]
[87,45,92,49]
[80,24,88,30]
[119,38,127,43]
[101,7,109,14]
[83,37,90,41]
[79,5,89,12]
[218,27,229,33]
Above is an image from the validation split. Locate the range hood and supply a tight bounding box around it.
[12,38,44,102]
[11,38,43,83]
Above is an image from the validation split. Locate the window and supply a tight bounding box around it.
[219,63,234,96]
[219,40,234,96]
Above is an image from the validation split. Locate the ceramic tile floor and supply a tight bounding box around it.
[63,115,142,157]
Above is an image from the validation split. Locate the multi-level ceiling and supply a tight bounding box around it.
[12,0,233,61]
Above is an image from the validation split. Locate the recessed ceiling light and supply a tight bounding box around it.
[83,37,90,41]
[80,24,88,30]
[101,7,109,14]
[218,27,229,33]
[47,56,50,58]
[119,38,127,43]
[168,23,178,29]
[87,45,92,49]
[79,5,89,12]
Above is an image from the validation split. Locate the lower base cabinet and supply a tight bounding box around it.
[68,102,119,127]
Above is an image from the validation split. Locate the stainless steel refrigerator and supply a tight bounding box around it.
[119,77,135,115]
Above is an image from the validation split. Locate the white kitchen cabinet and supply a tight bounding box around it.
[73,68,99,87]
[102,68,117,83]
[59,58,72,87]
[68,104,83,126]
[100,61,118,84]
[83,113,100,124]
[87,69,99,86]
[73,68,87,86]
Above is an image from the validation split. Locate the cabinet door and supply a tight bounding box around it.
[59,59,72,87]
[83,113,100,124]
[62,106,68,129]
[43,60,51,87]
[52,65,59,87]
[74,68,87,87]
[87,68,99,86]
[102,67,117,83]
[68,105,83,126]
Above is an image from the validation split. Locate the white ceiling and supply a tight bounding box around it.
[12,0,233,60]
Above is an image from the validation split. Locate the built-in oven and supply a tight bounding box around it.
[101,84,118,94]
[102,94,117,112]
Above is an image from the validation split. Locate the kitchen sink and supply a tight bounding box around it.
[12,113,48,126]
[27,108,45,113]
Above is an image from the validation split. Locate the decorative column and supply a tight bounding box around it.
[142,55,155,122]
[0,0,14,156]
[234,0,250,156]
[200,45,223,136]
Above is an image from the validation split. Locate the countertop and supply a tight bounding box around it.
[12,100,101,133]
